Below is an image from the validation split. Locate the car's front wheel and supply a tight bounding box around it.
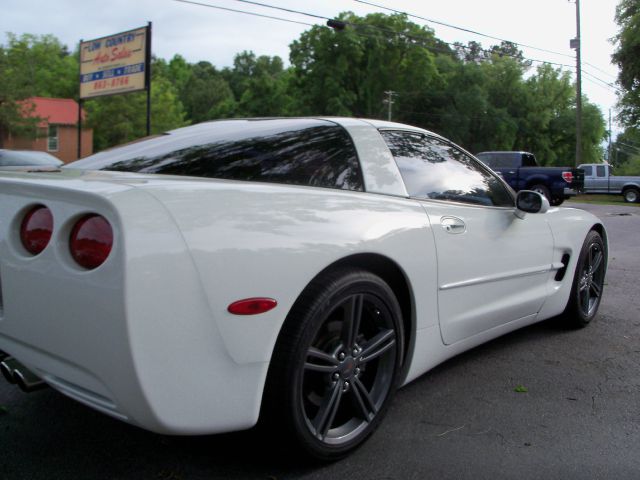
[263,268,404,461]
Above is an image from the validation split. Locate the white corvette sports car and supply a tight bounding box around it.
[0,118,607,460]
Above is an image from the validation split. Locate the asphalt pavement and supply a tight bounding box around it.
[1,202,639,480]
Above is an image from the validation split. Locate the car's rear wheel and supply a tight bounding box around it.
[623,187,639,203]
[262,268,404,461]
[562,230,606,328]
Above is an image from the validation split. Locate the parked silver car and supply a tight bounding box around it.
[0,149,63,170]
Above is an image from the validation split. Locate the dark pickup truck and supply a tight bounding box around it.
[476,151,584,206]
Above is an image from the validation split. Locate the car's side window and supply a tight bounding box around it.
[381,130,514,207]
[582,165,593,176]
[596,165,606,178]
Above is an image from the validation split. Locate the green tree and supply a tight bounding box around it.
[0,33,78,144]
[611,127,640,171]
[289,13,444,118]
[180,61,236,122]
[85,74,187,152]
[3,33,77,98]
[223,51,293,117]
[612,0,640,127]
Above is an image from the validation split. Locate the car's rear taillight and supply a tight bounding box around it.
[69,215,113,269]
[562,171,574,183]
[20,205,53,255]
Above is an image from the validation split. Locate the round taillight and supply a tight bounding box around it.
[69,214,113,270]
[20,205,53,255]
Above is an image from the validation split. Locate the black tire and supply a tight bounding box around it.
[562,230,606,328]
[530,184,551,201]
[623,187,639,203]
[550,197,564,206]
[262,268,404,461]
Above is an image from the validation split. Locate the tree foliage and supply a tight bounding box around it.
[613,0,640,127]
[85,63,188,151]
[0,33,77,144]
[289,13,445,118]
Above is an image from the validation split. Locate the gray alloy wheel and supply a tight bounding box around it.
[300,292,397,447]
[563,230,606,328]
[263,268,403,461]
[623,188,639,203]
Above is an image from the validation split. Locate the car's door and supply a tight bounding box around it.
[381,130,555,345]
[595,165,610,193]
[584,164,610,193]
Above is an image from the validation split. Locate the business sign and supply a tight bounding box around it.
[79,26,149,99]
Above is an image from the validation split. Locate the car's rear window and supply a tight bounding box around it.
[68,119,364,191]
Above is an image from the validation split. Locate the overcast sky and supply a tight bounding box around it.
[2,0,622,133]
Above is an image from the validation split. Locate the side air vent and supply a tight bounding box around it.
[555,253,571,281]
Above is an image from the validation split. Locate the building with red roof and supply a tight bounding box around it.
[2,97,93,163]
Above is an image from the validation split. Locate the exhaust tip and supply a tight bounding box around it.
[14,369,47,392]
[1,358,17,384]
[1,356,47,392]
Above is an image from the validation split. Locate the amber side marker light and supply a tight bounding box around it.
[228,298,278,315]
[69,214,113,270]
[20,205,53,255]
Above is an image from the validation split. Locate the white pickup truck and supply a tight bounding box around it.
[579,163,640,203]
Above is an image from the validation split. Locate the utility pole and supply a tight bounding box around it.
[383,90,396,121]
[570,0,582,167]
[608,109,612,164]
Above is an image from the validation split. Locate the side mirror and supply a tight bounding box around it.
[515,190,550,219]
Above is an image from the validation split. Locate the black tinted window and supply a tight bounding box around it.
[476,153,518,169]
[581,165,593,176]
[381,131,513,207]
[69,120,363,191]
[522,153,537,167]
[596,165,606,177]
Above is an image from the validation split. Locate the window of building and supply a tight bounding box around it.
[47,125,59,152]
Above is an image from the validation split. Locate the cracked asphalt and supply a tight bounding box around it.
[1,202,639,479]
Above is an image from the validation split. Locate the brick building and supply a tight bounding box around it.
[2,97,93,163]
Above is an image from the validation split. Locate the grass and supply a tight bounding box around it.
[566,194,640,207]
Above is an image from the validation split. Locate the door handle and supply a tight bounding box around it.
[441,216,466,234]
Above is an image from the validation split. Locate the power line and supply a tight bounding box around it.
[227,0,574,68]
[354,0,575,59]
[172,0,615,85]
[231,0,327,20]
[171,0,314,27]
[582,70,622,94]
[355,0,618,82]
[583,61,618,80]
